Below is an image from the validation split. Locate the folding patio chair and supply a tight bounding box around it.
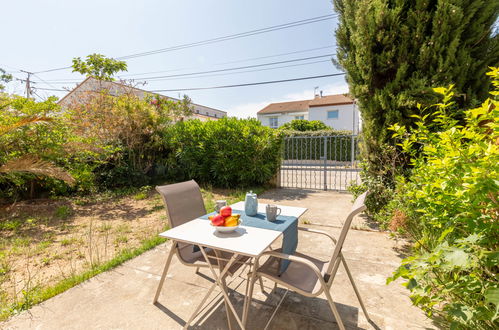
[153,180,247,305]
[244,191,371,330]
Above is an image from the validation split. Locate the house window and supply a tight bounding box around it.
[269,117,278,129]
[215,114,217,118]
[327,110,339,119]
[294,115,304,120]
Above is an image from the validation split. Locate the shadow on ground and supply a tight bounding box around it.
[161,282,379,330]
[259,188,322,202]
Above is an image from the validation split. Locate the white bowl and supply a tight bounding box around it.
[210,220,242,233]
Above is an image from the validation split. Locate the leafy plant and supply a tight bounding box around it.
[387,68,499,329]
[0,96,76,198]
[279,119,329,131]
[54,205,72,220]
[72,53,127,81]
[163,117,283,187]
[0,68,12,91]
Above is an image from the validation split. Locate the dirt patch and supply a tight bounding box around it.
[0,187,239,310]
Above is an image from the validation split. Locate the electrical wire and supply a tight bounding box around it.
[32,14,337,74]
[117,14,337,60]
[137,59,331,82]
[32,53,335,84]
[34,87,67,92]
[150,73,346,92]
[118,45,335,77]
[134,54,335,80]
[32,72,346,93]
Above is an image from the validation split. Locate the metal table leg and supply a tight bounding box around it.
[182,247,243,329]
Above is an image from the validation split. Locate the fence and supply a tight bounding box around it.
[279,135,360,191]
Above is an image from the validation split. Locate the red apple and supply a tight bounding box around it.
[220,206,232,217]
[211,214,225,226]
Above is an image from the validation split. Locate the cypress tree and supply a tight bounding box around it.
[333,0,499,170]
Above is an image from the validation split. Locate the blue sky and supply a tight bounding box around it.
[1,0,348,118]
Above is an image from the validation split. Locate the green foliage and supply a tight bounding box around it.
[281,129,352,137]
[54,205,72,220]
[279,119,329,131]
[66,90,191,189]
[386,69,499,329]
[282,134,357,162]
[163,117,283,187]
[0,94,81,198]
[0,68,12,91]
[72,53,127,81]
[334,0,499,203]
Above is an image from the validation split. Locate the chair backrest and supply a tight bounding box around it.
[155,180,207,229]
[326,191,368,276]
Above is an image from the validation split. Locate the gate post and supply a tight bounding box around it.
[323,136,327,191]
[351,135,355,168]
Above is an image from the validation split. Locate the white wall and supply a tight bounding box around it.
[59,77,227,120]
[308,104,358,132]
[257,112,308,128]
[191,103,227,119]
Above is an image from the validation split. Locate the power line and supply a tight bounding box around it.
[34,87,67,92]
[32,59,331,85]
[32,53,335,84]
[118,45,335,78]
[117,14,337,60]
[32,72,346,93]
[32,73,60,90]
[135,54,335,80]
[32,14,337,74]
[141,59,331,82]
[150,73,346,92]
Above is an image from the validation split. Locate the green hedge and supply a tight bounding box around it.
[161,118,283,187]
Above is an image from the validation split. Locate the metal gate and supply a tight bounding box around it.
[279,135,361,191]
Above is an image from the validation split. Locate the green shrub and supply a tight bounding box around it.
[279,119,329,131]
[387,69,499,329]
[163,117,283,187]
[54,205,72,220]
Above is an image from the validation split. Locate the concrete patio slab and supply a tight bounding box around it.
[258,188,379,230]
[2,189,434,330]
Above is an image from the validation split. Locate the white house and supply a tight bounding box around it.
[58,77,227,121]
[257,94,360,132]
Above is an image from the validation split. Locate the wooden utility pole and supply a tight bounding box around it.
[20,70,33,98]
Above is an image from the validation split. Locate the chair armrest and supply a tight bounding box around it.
[298,227,337,244]
[256,251,323,278]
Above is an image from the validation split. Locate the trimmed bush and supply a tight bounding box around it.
[162,117,283,187]
[279,119,329,131]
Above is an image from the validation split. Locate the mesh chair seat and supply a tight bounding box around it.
[156,180,248,276]
[258,248,329,296]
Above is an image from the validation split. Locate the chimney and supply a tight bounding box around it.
[320,90,323,98]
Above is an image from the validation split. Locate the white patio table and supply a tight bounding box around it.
[155,202,306,330]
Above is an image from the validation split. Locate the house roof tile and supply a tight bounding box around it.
[257,94,354,114]
[257,100,311,114]
[308,94,353,107]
